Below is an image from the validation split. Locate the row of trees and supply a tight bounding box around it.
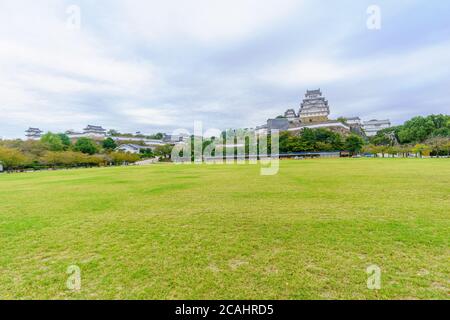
[188,128,365,159]
[2,114,448,170]
[0,132,173,171]
[107,129,164,140]
[367,115,450,157]
[370,115,450,145]
[279,129,365,154]
[364,137,450,158]
[0,146,142,171]
[39,132,118,154]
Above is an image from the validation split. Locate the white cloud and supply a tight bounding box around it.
[259,59,361,87]
[0,0,449,138]
[0,0,161,136]
[258,42,450,89]
[111,0,303,44]
[120,106,177,126]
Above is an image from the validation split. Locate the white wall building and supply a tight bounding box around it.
[363,119,391,137]
[111,136,165,147]
[66,125,107,139]
[345,117,362,126]
[116,144,153,154]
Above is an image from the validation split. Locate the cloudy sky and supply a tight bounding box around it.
[0,0,449,138]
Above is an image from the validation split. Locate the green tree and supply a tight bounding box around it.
[73,138,98,155]
[397,115,450,144]
[102,137,117,151]
[107,129,120,136]
[139,147,154,158]
[412,144,431,158]
[370,127,400,146]
[58,133,71,149]
[18,140,49,157]
[337,117,348,125]
[344,134,365,155]
[109,152,140,164]
[148,133,164,140]
[154,144,173,160]
[425,137,448,157]
[298,128,316,151]
[0,146,29,170]
[40,132,64,151]
[362,144,378,156]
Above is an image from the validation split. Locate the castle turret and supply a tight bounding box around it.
[25,128,43,140]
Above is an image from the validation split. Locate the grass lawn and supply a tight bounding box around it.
[0,158,449,299]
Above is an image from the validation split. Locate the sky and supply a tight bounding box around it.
[0,0,449,138]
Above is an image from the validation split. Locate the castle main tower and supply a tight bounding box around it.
[298,89,330,123]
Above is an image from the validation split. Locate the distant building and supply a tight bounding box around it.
[284,109,298,122]
[65,125,108,140]
[363,119,391,137]
[273,89,351,135]
[344,117,362,126]
[267,118,290,131]
[110,136,165,146]
[65,130,85,139]
[25,128,43,140]
[83,125,107,137]
[288,121,350,135]
[298,89,330,123]
[255,124,268,135]
[116,144,152,154]
[261,89,394,137]
[143,139,166,148]
[163,133,190,143]
[255,118,290,134]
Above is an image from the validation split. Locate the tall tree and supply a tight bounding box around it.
[0,146,29,170]
[397,115,450,143]
[73,138,98,155]
[58,133,71,149]
[40,132,65,151]
[154,144,173,160]
[102,137,117,151]
[412,144,432,158]
[344,134,365,155]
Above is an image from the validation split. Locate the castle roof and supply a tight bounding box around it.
[306,89,321,96]
[363,119,391,125]
[267,118,290,131]
[25,127,42,132]
[83,125,106,132]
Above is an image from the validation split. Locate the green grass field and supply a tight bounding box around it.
[0,159,449,300]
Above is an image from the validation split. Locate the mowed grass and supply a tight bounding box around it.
[0,159,449,300]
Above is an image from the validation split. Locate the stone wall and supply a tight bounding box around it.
[300,116,329,123]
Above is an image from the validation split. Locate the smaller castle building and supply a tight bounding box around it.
[363,119,391,137]
[83,125,107,137]
[25,128,43,140]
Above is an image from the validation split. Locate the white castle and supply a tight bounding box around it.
[257,89,390,137]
